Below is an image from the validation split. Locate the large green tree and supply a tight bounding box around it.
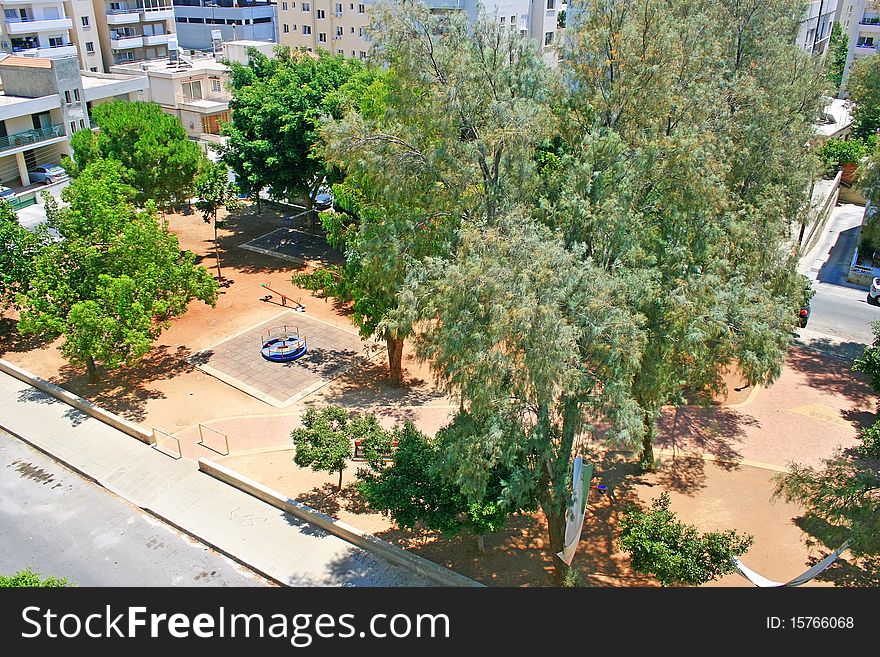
[17,160,218,382]
[848,54,880,140]
[0,200,50,310]
[828,21,848,91]
[557,0,824,468]
[68,101,204,208]
[222,47,370,216]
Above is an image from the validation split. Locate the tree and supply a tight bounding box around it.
[618,492,753,586]
[0,569,71,587]
[559,0,824,468]
[222,47,370,217]
[16,160,218,382]
[848,54,880,140]
[0,200,50,310]
[67,101,204,208]
[357,419,508,550]
[316,4,555,384]
[291,406,355,491]
[828,21,848,91]
[194,161,240,282]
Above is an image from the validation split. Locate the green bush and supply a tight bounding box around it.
[818,138,868,174]
[0,569,71,587]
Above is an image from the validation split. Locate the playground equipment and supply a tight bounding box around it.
[260,325,308,362]
[261,283,305,311]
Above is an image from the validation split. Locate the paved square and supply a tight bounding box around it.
[191,312,373,407]
[239,228,344,265]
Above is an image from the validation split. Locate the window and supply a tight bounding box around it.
[359,50,366,59]
[79,120,85,130]
[90,66,98,72]
[301,2,310,10]
[303,25,311,34]
[337,49,343,54]
[81,16,89,27]
[319,32,326,42]
[547,0,554,8]
[212,78,221,93]
[110,2,121,9]
[282,1,287,8]
[350,26,354,33]
[500,16,505,24]
[49,36,64,48]
[182,80,203,100]
[336,26,342,37]
[74,89,80,102]
[317,9,325,18]
[64,90,71,104]
[283,23,289,33]
[70,121,77,133]
[511,15,515,25]
[85,41,95,53]
[544,31,553,46]
[358,3,365,14]
[335,2,342,14]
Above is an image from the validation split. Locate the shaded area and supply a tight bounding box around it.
[0,317,49,356]
[817,225,863,288]
[655,406,754,467]
[786,346,876,409]
[241,227,345,266]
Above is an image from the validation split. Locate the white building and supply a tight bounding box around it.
[0,53,146,196]
[0,1,78,60]
[277,0,559,61]
[798,0,839,55]
[172,0,275,52]
[839,0,880,89]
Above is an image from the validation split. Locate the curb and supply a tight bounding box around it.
[0,359,154,445]
[198,457,484,588]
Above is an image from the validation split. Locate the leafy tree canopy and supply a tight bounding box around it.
[68,100,205,208]
[848,54,880,140]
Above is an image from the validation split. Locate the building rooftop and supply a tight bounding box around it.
[0,56,53,69]
[0,92,54,107]
[80,73,148,90]
[817,97,854,138]
[112,55,228,77]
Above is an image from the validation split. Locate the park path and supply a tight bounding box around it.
[0,369,433,587]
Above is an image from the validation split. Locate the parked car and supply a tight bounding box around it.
[0,185,15,199]
[28,164,68,185]
[798,302,811,328]
[869,277,880,306]
[314,187,333,211]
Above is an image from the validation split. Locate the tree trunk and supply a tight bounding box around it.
[85,355,98,383]
[545,508,569,585]
[305,194,315,229]
[213,218,223,282]
[338,467,343,492]
[386,336,404,386]
[641,411,656,471]
[477,534,485,553]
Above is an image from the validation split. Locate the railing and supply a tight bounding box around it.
[12,42,73,52]
[0,124,65,154]
[860,16,880,25]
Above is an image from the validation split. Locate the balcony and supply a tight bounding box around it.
[14,44,78,58]
[140,7,175,20]
[0,125,66,155]
[142,33,169,46]
[4,17,74,34]
[107,10,142,25]
[111,34,144,49]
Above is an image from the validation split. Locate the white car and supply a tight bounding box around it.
[869,277,880,305]
[0,185,15,200]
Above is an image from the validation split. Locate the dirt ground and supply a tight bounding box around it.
[2,202,874,587]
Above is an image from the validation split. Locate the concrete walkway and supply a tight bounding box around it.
[0,370,432,587]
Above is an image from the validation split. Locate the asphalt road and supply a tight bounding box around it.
[0,430,265,587]
[807,284,880,346]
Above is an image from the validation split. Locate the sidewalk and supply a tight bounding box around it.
[0,370,432,587]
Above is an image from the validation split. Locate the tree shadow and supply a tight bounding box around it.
[48,344,198,423]
[809,555,880,587]
[840,408,876,431]
[786,346,877,408]
[652,456,717,496]
[655,406,753,466]
[0,316,51,356]
[296,482,342,517]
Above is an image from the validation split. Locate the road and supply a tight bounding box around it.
[800,202,880,349]
[0,429,265,587]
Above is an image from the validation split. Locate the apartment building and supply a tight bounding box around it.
[110,48,228,142]
[798,0,839,55]
[839,0,880,89]
[91,0,176,69]
[276,0,557,61]
[173,0,275,51]
[0,1,77,60]
[0,53,146,195]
